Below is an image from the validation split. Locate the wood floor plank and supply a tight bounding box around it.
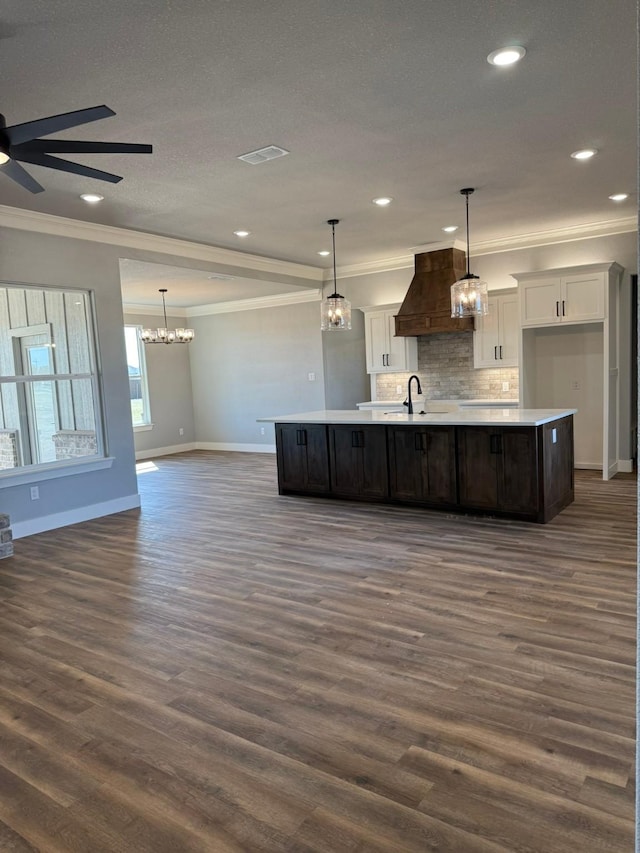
[0,452,635,851]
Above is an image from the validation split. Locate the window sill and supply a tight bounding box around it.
[133,423,154,432]
[0,456,115,488]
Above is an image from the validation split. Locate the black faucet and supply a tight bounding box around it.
[405,374,422,414]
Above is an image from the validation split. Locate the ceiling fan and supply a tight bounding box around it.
[0,104,152,194]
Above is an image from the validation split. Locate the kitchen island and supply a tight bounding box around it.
[258,408,576,523]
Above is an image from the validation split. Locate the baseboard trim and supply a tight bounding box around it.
[617,459,633,473]
[135,442,197,460]
[196,442,276,454]
[12,494,141,540]
[574,462,602,470]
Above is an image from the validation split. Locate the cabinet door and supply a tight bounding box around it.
[498,295,519,366]
[276,424,329,494]
[386,311,408,371]
[520,279,561,327]
[388,428,424,501]
[365,311,389,373]
[457,427,499,508]
[499,428,539,514]
[473,296,501,367]
[561,272,605,323]
[329,425,388,498]
[359,426,389,498]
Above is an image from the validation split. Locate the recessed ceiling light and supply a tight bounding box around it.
[0,152,9,165]
[570,149,597,160]
[609,193,628,202]
[317,250,331,256]
[80,193,104,203]
[233,230,250,237]
[442,225,458,233]
[487,46,526,66]
[373,197,393,206]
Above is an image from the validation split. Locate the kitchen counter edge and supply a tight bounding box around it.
[257,409,577,427]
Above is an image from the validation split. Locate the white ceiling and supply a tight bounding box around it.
[1,1,636,307]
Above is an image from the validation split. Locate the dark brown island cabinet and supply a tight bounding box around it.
[275,423,330,494]
[274,416,574,523]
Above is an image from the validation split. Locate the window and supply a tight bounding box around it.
[0,284,104,474]
[124,325,151,428]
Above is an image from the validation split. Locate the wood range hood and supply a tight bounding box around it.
[394,247,475,336]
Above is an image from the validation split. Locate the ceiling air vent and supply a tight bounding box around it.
[208,274,235,281]
[237,145,289,165]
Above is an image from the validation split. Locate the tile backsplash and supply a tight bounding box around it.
[375,331,519,401]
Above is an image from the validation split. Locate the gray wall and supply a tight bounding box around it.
[189,300,327,447]
[322,308,369,409]
[0,228,138,526]
[124,310,196,453]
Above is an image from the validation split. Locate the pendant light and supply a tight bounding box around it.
[450,188,489,319]
[321,219,351,331]
[140,289,195,344]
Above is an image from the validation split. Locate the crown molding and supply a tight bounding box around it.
[186,288,321,317]
[123,303,189,318]
[331,217,638,279]
[3,204,634,288]
[0,204,322,283]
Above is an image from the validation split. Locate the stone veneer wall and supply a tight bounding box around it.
[0,430,19,470]
[375,331,519,401]
[53,430,98,460]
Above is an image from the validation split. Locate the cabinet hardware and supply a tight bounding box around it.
[489,434,502,454]
[414,432,422,451]
[352,430,364,448]
[494,345,498,360]
[562,300,566,316]
[556,300,560,317]
[499,345,503,359]
[296,429,307,446]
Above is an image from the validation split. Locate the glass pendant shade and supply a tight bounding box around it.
[321,293,352,331]
[450,187,490,319]
[321,218,351,331]
[451,274,489,319]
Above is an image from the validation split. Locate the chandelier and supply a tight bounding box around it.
[140,289,194,344]
[321,218,352,331]
[450,188,489,319]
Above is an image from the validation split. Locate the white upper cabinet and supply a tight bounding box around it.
[363,305,418,374]
[473,291,519,368]
[516,265,615,328]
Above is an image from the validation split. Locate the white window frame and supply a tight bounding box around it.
[0,283,111,487]
[124,325,153,431]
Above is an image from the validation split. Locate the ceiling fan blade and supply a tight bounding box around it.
[5,105,115,146]
[15,151,122,183]
[0,159,45,193]
[14,139,152,155]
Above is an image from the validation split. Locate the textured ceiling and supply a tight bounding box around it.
[1,0,636,305]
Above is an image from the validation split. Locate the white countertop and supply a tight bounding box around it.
[258,408,577,427]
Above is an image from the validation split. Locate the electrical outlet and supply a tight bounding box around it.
[30,486,39,500]
[179,427,184,436]
[571,380,580,390]
[308,372,315,381]
[260,427,265,435]
[502,381,510,392]
[396,385,403,395]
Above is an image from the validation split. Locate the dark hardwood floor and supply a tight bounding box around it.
[0,452,636,852]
